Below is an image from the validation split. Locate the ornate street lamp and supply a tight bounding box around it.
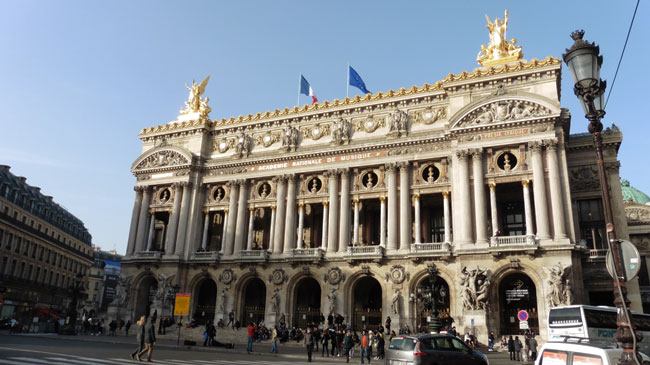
[564,30,642,365]
[414,264,445,333]
[62,272,85,335]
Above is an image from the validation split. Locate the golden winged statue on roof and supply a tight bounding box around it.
[477,10,523,67]
[180,75,211,116]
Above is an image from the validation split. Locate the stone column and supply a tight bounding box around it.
[443,191,451,243]
[233,180,249,253]
[284,174,297,253]
[522,180,534,236]
[165,183,182,254]
[220,209,228,253]
[339,169,351,252]
[175,182,192,255]
[530,142,550,239]
[146,213,155,251]
[273,177,287,254]
[353,199,360,245]
[246,207,254,250]
[455,150,473,244]
[545,140,567,239]
[327,170,340,253]
[414,194,421,244]
[399,162,411,250]
[380,196,387,247]
[471,149,488,244]
[321,202,329,250]
[225,181,239,255]
[134,186,151,252]
[386,163,398,250]
[126,187,143,255]
[489,184,499,236]
[201,211,209,251]
[269,206,276,252]
[297,203,305,249]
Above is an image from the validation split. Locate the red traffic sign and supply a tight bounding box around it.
[518,310,529,321]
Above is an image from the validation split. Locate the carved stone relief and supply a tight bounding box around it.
[135,150,190,170]
[412,106,447,125]
[323,267,345,286]
[269,268,288,285]
[569,166,601,192]
[218,269,237,285]
[331,118,351,145]
[387,108,409,138]
[626,206,650,222]
[545,263,573,307]
[457,100,552,128]
[385,265,409,284]
[458,266,490,310]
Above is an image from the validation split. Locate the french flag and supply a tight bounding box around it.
[300,75,318,104]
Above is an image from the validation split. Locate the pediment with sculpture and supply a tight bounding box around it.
[132,146,193,172]
[451,98,554,130]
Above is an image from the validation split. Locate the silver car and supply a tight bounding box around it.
[385,334,489,365]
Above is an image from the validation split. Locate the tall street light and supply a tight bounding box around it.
[563,30,642,365]
[62,272,85,335]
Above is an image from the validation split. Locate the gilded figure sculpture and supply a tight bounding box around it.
[477,10,523,67]
[180,75,211,116]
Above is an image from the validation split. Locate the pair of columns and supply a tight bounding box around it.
[126,182,191,256]
[412,191,451,244]
[385,162,412,250]
[455,141,566,243]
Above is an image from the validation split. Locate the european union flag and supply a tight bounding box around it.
[349,66,371,95]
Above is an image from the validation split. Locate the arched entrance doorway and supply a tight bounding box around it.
[134,276,158,319]
[242,278,266,325]
[294,277,321,328]
[499,273,539,334]
[352,276,382,330]
[194,278,217,325]
[414,277,452,332]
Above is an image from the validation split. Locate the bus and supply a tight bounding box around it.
[547,305,650,354]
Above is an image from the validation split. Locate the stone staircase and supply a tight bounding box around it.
[156,326,303,348]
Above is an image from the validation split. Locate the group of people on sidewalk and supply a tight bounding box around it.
[504,330,538,362]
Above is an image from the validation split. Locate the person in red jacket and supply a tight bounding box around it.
[246,322,256,354]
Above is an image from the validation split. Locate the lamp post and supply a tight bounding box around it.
[415,264,444,333]
[563,30,641,365]
[62,272,85,335]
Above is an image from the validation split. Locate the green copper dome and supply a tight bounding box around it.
[621,180,650,205]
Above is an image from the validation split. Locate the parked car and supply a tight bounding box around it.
[536,339,650,365]
[385,333,488,365]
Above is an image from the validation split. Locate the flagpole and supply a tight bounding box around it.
[298,72,302,107]
[346,62,350,99]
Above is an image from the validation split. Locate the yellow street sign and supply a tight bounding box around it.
[174,293,190,316]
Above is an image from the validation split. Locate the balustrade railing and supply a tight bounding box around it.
[589,248,608,259]
[238,250,269,261]
[490,235,536,246]
[135,251,162,259]
[347,245,384,256]
[411,242,450,253]
[290,248,324,259]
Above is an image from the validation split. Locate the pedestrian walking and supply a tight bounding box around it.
[385,316,391,334]
[125,320,131,336]
[271,325,279,353]
[360,330,371,364]
[488,331,495,352]
[321,327,330,357]
[304,327,314,362]
[508,336,515,361]
[246,322,256,353]
[129,316,145,361]
[513,336,522,361]
[227,311,234,329]
[529,334,538,361]
[136,316,156,362]
[343,330,353,363]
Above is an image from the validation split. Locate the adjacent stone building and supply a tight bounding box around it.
[83,247,122,318]
[118,19,644,341]
[0,165,94,324]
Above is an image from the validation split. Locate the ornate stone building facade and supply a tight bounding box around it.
[118,19,643,341]
[0,165,94,323]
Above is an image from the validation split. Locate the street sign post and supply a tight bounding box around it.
[606,240,641,282]
[518,310,529,322]
[519,321,529,329]
[174,293,190,346]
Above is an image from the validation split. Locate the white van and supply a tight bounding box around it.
[536,341,650,365]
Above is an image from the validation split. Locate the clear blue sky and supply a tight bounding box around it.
[0,1,647,254]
